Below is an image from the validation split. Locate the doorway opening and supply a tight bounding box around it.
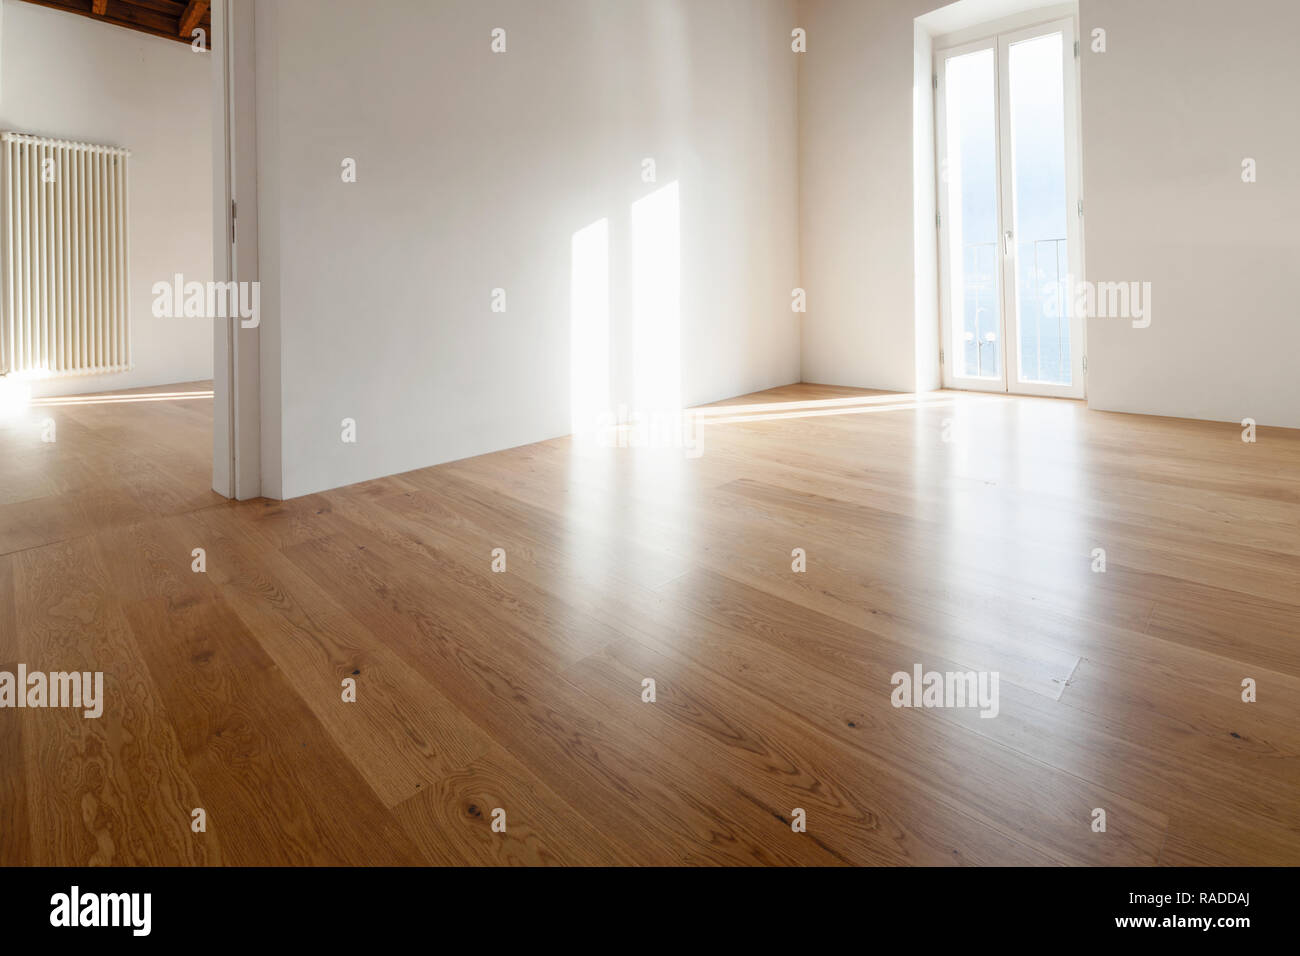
[0,0,224,557]
[934,14,1085,398]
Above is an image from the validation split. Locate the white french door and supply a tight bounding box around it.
[936,18,1085,398]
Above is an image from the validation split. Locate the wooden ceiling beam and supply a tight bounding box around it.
[178,0,208,39]
[13,0,210,47]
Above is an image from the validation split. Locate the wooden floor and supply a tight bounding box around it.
[1,380,1298,866]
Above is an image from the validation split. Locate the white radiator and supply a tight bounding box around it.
[1,132,131,378]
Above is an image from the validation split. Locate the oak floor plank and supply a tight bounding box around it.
[565,642,1064,865]
[93,512,220,610]
[389,468,1082,703]
[644,568,1300,858]
[280,530,841,865]
[187,505,499,808]
[569,621,1164,865]
[355,475,1160,863]
[390,752,640,866]
[430,444,1093,698]
[1156,808,1300,866]
[13,538,214,865]
[0,554,29,865]
[119,594,425,865]
[299,489,1076,864]
[2,381,1297,865]
[339,463,1296,865]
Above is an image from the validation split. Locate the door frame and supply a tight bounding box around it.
[211,0,261,498]
[934,14,1087,399]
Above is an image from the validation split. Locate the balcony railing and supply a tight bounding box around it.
[959,236,1068,383]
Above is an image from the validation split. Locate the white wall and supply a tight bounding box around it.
[1079,0,1300,427]
[798,0,948,393]
[256,0,801,499]
[912,20,940,393]
[0,0,212,397]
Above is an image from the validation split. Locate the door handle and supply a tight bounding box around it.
[1004,230,1014,256]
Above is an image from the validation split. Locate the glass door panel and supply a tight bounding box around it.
[1003,28,1080,393]
[938,44,1005,391]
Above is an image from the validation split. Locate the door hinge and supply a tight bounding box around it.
[1074,40,1080,57]
[932,73,938,90]
[231,200,237,244]
[1082,355,1088,373]
[936,211,942,229]
[1077,199,1084,218]
[939,348,945,366]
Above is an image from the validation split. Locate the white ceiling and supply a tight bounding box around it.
[918,0,1075,37]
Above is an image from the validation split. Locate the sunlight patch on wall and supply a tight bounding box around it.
[631,182,681,418]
